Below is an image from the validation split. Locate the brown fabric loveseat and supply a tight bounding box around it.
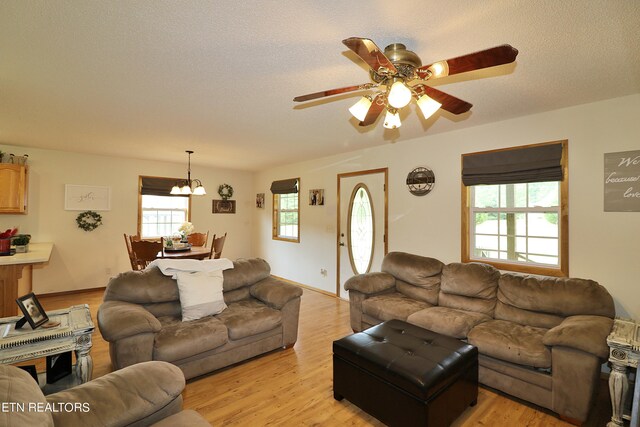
[0,361,210,427]
[345,252,615,424]
[98,258,302,380]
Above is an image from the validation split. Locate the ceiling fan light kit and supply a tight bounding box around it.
[294,38,518,130]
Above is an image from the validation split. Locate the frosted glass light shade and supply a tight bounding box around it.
[428,61,449,78]
[417,94,442,119]
[181,185,192,195]
[383,110,401,129]
[170,185,182,195]
[387,81,412,109]
[192,185,206,196]
[349,96,373,121]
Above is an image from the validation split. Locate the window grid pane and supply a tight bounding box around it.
[141,195,189,238]
[470,182,560,267]
[275,193,299,240]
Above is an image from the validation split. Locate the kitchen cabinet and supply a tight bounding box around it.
[0,164,27,214]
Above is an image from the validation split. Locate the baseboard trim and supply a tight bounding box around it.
[271,275,338,298]
[38,286,106,298]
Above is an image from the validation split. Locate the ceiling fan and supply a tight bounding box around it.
[293,38,518,129]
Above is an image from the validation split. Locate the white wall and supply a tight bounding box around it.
[0,145,254,294]
[253,94,640,318]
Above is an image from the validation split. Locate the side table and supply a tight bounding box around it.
[607,318,640,427]
[0,304,94,388]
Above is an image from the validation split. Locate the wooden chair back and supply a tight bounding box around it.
[212,232,227,259]
[124,234,142,270]
[130,238,164,269]
[187,231,209,247]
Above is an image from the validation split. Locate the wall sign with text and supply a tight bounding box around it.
[604,150,640,212]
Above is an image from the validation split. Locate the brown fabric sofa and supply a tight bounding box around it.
[0,361,211,427]
[98,258,303,380]
[345,251,615,424]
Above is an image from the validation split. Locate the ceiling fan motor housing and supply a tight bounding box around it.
[370,43,423,82]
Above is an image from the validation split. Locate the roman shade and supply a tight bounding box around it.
[462,143,563,186]
[140,176,186,197]
[270,178,299,194]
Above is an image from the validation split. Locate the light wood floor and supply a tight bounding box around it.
[37,288,613,426]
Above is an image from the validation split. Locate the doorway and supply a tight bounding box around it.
[336,168,388,299]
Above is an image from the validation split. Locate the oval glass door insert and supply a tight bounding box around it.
[348,184,375,274]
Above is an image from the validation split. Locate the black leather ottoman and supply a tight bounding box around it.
[333,319,478,427]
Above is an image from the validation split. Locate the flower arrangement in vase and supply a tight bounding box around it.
[178,221,194,242]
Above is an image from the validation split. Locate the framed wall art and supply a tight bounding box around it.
[309,189,324,206]
[256,193,265,208]
[64,185,111,211]
[604,150,640,212]
[213,199,236,214]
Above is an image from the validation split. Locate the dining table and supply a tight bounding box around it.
[157,245,211,260]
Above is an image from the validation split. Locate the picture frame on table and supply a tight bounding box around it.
[15,293,49,329]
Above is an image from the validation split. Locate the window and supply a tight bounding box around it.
[138,176,190,238]
[462,141,568,276]
[348,184,374,274]
[271,178,299,242]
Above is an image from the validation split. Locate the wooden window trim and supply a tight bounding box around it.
[272,178,300,243]
[461,140,569,277]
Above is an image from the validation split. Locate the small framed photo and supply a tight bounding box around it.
[256,193,265,208]
[309,189,324,206]
[16,293,49,329]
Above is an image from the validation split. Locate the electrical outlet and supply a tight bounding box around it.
[320,269,327,277]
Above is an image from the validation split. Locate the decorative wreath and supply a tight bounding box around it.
[76,210,103,232]
[218,183,234,200]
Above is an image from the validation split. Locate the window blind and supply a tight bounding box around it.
[270,178,299,194]
[140,176,186,197]
[462,143,563,186]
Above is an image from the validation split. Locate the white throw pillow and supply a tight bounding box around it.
[175,270,227,322]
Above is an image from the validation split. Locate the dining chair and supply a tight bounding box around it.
[211,232,227,259]
[124,234,142,270]
[130,238,164,269]
[187,231,209,247]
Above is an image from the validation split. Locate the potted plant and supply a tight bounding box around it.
[12,234,31,253]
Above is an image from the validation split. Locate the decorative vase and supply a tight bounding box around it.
[15,244,28,253]
[180,233,188,243]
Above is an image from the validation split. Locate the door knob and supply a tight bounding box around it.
[339,242,345,246]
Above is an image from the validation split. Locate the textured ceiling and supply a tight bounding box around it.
[1,1,639,170]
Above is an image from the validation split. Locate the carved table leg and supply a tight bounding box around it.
[75,333,93,383]
[608,362,629,427]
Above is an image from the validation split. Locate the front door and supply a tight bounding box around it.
[337,169,388,299]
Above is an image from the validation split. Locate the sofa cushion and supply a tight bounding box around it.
[222,258,271,292]
[407,307,491,339]
[468,320,551,368]
[104,267,179,304]
[496,274,615,328]
[154,316,228,362]
[381,252,444,288]
[439,262,499,316]
[215,298,282,340]
[0,365,53,427]
[176,270,227,321]
[361,292,432,322]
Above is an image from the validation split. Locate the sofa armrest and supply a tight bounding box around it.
[98,300,161,342]
[250,276,303,310]
[543,315,613,359]
[46,361,185,427]
[344,272,396,295]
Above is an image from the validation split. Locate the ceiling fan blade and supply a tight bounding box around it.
[359,93,385,126]
[342,37,398,75]
[293,83,375,102]
[413,85,472,115]
[416,44,518,80]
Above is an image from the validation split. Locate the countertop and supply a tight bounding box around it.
[0,243,53,266]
